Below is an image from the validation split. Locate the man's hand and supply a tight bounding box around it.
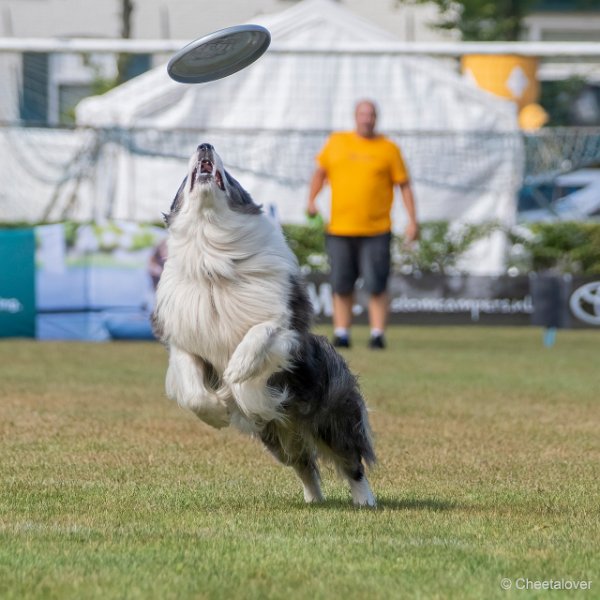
[306,200,319,218]
[404,220,419,243]
[307,167,327,217]
[399,182,418,243]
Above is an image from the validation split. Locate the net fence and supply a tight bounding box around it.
[524,127,600,184]
[1,42,600,223]
[2,124,600,222]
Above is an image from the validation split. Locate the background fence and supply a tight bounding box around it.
[2,123,600,224]
[1,40,600,226]
[1,40,600,337]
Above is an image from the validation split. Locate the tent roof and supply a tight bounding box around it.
[251,0,398,45]
[76,0,517,131]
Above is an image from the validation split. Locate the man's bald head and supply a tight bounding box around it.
[355,100,378,139]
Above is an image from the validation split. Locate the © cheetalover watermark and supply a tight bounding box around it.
[500,578,592,591]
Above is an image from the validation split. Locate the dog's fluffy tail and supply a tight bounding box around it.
[272,334,377,469]
[357,402,377,468]
[323,367,377,470]
[316,335,376,468]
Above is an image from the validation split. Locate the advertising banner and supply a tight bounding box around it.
[0,229,36,337]
[35,222,166,340]
[1,221,598,339]
[306,273,600,329]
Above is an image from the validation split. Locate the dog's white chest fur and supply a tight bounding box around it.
[156,211,296,373]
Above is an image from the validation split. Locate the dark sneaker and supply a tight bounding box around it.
[332,335,351,348]
[368,334,386,350]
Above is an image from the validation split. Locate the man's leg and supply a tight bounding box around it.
[360,233,392,349]
[326,235,358,347]
[333,293,354,330]
[368,292,388,332]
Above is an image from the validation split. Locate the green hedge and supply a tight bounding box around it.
[282,220,600,276]
[282,220,499,275]
[394,221,498,275]
[514,222,600,275]
[3,220,600,275]
[281,223,327,272]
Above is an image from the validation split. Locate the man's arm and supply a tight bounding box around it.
[399,181,419,242]
[307,167,327,216]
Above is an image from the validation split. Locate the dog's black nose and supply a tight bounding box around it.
[198,143,213,152]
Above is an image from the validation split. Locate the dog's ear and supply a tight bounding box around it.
[164,176,187,226]
[224,171,262,215]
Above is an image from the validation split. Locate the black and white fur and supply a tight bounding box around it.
[153,143,376,506]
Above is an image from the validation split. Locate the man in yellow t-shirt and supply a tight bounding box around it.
[307,99,418,349]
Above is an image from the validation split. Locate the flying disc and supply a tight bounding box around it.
[167,24,271,84]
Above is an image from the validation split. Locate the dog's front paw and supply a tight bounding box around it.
[224,323,287,385]
[195,408,230,429]
[223,352,263,385]
[191,396,230,430]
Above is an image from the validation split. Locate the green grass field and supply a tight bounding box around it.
[1,326,599,600]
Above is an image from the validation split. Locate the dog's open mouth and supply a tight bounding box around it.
[200,159,213,175]
[191,159,225,192]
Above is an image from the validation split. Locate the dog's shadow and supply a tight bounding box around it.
[295,495,464,512]
[375,496,463,512]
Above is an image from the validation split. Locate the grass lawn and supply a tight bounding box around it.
[1,326,599,599]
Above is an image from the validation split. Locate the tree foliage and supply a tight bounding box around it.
[116,0,135,85]
[397,0,536,41]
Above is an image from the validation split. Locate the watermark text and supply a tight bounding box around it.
[501,577,592,591]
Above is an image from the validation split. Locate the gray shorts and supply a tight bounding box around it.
[326,232,392,295]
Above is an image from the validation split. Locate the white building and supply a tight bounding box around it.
[524,2,600,42]
[0,0,453,124]
[0,0,451,41]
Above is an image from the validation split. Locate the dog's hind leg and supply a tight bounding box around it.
[316,398,377,507]
[260,424,324,504]
[319,445,375,507]
[342,460,376,508]
[295,461,324,504]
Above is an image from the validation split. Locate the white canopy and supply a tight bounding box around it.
[73,0,522,274]
[77,0,517,132]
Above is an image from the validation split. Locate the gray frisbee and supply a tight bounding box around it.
[167,24,271,84]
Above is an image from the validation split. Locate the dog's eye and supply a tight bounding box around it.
[165,176,187,224]
[170,193,183,214]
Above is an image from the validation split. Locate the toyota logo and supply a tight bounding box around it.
[569,282,600,326]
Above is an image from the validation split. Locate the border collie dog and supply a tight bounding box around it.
[153,143,376,506]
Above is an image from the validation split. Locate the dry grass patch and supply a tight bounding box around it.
[1,327,599,599]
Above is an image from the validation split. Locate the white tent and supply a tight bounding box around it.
[74,0,523,274]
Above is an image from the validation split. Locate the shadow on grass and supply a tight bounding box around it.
[376,496,463,512]
[289,495,464,512]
